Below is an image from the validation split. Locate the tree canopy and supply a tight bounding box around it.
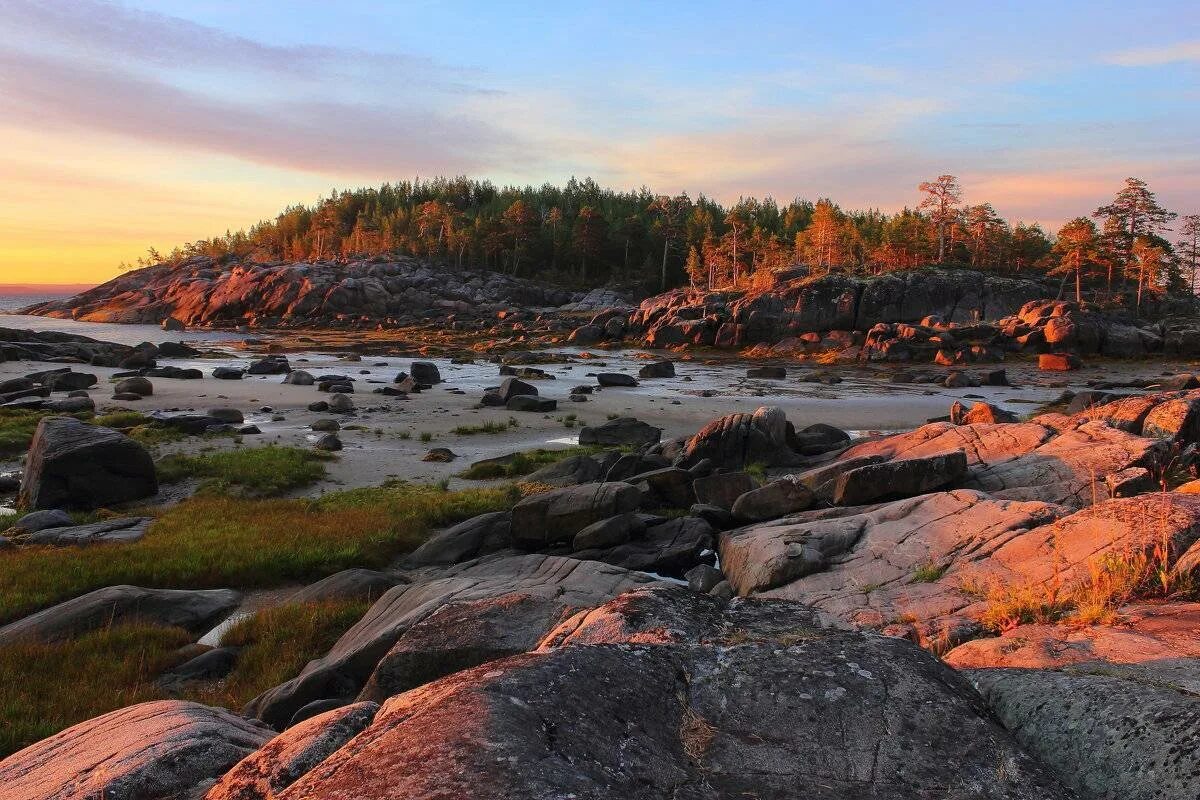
[138,174,1195,305]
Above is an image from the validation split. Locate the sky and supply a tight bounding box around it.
[0,1,1197,285]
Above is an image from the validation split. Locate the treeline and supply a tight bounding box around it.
[143,175,1198,308]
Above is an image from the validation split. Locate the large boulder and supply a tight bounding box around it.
[205,702,378,800]
[831,450,968,505]
[275,589,1070,799]
[578,417,662,447]
[677,406,801,469]
[243,554,662,729]
[19,417,158,510]
[838,420,1165,509]
[405,512,513,565]
[0,700,272,800]
[511,482,641,546]
[0,585,241,645]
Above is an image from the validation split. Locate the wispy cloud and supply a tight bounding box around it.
[1106,39,1200,66]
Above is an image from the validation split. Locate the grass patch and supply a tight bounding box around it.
[0,409,89,457]
[0,482,517,625]
[910,562,948,583]
[156,445,333,497]
[456,445,611,480]
[0,623,191,757]
[190,599,368,711]
[452,417,519,436]
[744,461,768,482]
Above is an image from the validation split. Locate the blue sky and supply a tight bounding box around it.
[1,0,1197,281]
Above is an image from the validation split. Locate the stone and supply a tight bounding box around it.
[685,563,725,593]
[1142,396,1200,443]
[405,512,512,565]
[46,371,97,392]
[307,401,329,412]
[628,466,695,508]
[692,471,757,510]
[678,406,801,470]
[19,516,152,545]
[595,372,637,387]
[0,701,272,800]
[490,377,537,405]
[511,482,642,546]
[157,646,241,691]
[207,408,245,424]
[523,454,605,487]
[114,376,153,396]
[10,508,73,533]
[1039,352,1081,371]
[328,393,354,413]
[0,585,241,645]
[506,395,556,412]
[791,423,850,455]
[410,361,441,385]
[205,703,378,800]
[968,666,1200,800]
[213,366,245,380]
[832,450,968,505]
[277,589,1069,800]
[248,356,292,375]
[314,434,342,451]
[746,365,786,379]
[838,420,1164,509]
[637,360,675,378]
[578,416,662,446]
[283,370,315,385]
[310,419,340,432]
[243,554,663,729]
[162,316,186,331]
[288,569,403,605]
[730,478,815,522]
[19,417,157,510]
[571,512,645,550]
[421,447,457,463]
[571,516,714,577]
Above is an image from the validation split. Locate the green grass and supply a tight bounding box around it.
[744,461,768,482]
[0,599,371,757]
[191,599,369,711]
[452,418,519,436]
[910,562,948,583]
[418,431,434,443]
[456,445,611,480]
[156,445,333,497]
[0,623,192,757]
[0,482,517,626]
[0,409,90,457]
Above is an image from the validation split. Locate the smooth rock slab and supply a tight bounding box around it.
[0,585,241,645]
[969,666,1200,800]
[511,482,641,546]
[277,589,1069,800]
[0,700,273,800]
[205,703,377,800]
[18,516,151,545]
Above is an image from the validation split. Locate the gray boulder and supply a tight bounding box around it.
[405,512,513,565]
[19,417,157,510]
[578,416,662,447]
[832,450,968,505]
[11,508,73,533]
[511,482,642,546]
[410,361,441,384]
[114,376,153,397]
[731,478,815,522]
[678,406,801,469]
[0,585,241,645]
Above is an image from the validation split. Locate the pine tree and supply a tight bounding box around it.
[918,175,963,263]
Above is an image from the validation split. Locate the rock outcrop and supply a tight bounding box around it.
[0,700,273,800]
[21,257,612,329]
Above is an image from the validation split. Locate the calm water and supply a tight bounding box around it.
[0,293,64,312]
[0,303,243,346]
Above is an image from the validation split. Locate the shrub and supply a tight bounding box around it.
[156,445,333,497]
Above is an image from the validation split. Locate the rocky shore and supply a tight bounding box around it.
[1,314,1200,797]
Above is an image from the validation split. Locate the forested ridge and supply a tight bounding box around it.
[136,175,1198,310]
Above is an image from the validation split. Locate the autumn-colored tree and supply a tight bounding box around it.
[1131,235,1167,312]
[502,200,539,275]
[1050,218,1099,302]
[572,205,607,283]
[918,175,963,263]
[685,245,705,288]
